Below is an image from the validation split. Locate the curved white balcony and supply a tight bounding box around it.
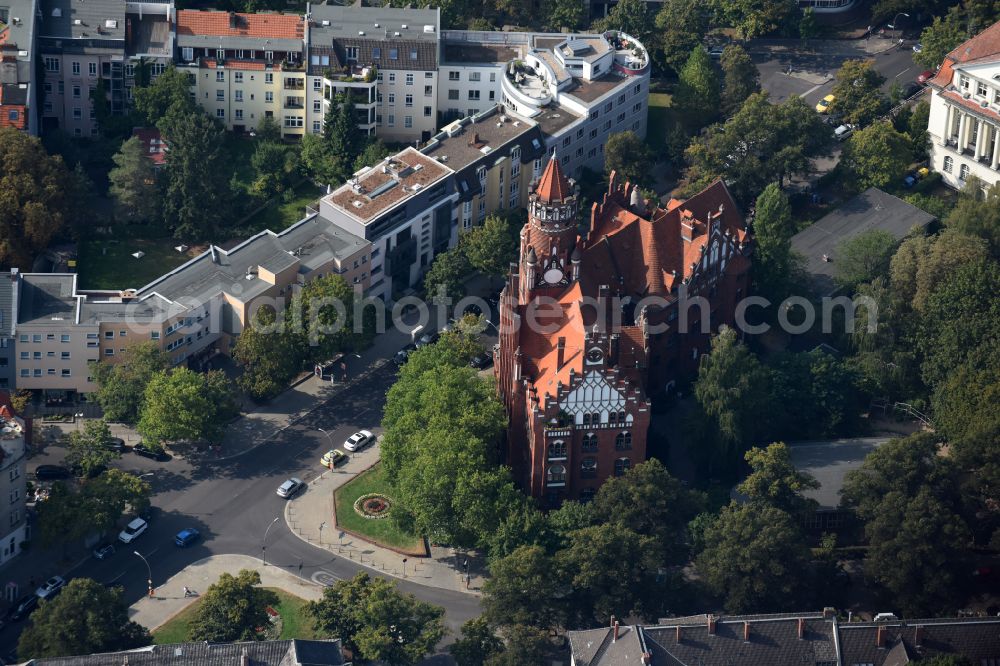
[604,31,649,76]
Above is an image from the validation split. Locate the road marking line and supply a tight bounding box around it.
[895,67,912,79]
[801,83,825,98]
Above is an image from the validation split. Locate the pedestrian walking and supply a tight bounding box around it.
[182,586,190,597]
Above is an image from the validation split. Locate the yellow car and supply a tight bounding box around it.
[815,94,835,113]
[320,449,347,468]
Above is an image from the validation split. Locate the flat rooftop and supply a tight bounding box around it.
[40,0,125,40]
[442,42,519,64]
[791,187,935,296]
[789,437,892,509]
[17,274,77,326]
[567,72,628,103]
[127,13,171,56]
[309,4,438,42]
[533,106,581,136]
[326,147,452,225]
[557,36,609,63]
[421,106,539,172]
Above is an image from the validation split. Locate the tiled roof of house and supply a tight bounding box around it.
[839,617,1000,666]
[568,625,647,666]
[929,18,1000,88]
[176,10,303,40]
[535,153,572,203]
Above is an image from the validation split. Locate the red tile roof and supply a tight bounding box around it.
[199,58,268,71]
[132,127,167,166]
[176,10,304,40]
[929,19,1000,89]
[535,154,573,203]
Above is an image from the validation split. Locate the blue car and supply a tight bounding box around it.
[174,528,200,547]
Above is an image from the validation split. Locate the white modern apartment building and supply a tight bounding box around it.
[439,29,650,178]
[0,405,27,568]
[926,20,1000,190]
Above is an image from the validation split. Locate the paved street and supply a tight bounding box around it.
[0,293,502,655]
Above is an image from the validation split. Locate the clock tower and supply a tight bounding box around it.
[518,154,580,300]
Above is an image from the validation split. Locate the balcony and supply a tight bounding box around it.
[284,97,305,109]
[283,79,305,90]
[503,61,553,107]
[322,64,377,84]
[605,31,650,76]
[281,59,305,72]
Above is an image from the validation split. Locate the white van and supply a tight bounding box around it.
[118,517,148,543]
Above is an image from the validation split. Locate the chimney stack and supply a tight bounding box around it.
[556,337,565,369]
[797,618,805,640]
[612,621,620,642]
[822,607,836,620]
[743,621,751,642]
[675,626,682,643]
[240,648,249,666]
[914,626,924,647]
[876,626,885,649]
[707,615,716,635]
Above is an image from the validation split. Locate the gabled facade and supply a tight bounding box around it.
[495,157,751,505]
[0,0,38,134]
[927,19,1000,190]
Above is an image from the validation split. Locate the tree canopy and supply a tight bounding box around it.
[90,343,169,424]
[834,229,898,291]
[841,122,913,191]
[18,579,150,658]
[308,572,445,666]
[604,131,654,186]
[137,368,239,445]
[709,0,799,40]
[830,60,888,127]
[674,46,721,130]
[36,470,151,547]
[108,136,161,223]
[66,419,120,479]
[233,305,305,401]
[190,570,279,642]
[737,442,818,515]
[720,44,760,115]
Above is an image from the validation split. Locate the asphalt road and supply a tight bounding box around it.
[1,360,482,654]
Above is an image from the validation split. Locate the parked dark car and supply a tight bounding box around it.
[415,330,439,348]
[34,465,71,481]
[71,462,107,479]
[900,82,922,99]
[393,343,417,366]
[9,595,37,621]
[132,443,168,461]
[93,543,116,560]
[104,437,127,453]
[470,352,493,369]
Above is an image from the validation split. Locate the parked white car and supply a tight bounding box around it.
[343,430,374,452]
[35,576,66,600]
[118,517,149,544]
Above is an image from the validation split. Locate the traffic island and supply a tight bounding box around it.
[332,463,428,557]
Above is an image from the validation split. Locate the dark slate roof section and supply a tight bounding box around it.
[567,625,648,666]
[308,5,439,72]
[39,0,126,41]
[16,274,77,326]
[642,615,839,666]
[23,639,346,666]
[789,187,935,297]
[787,437,892,510]
[0,271,16,337]
[838,617,1000,666]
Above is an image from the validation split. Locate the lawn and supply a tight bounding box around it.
[333,464,427,555]
[647,92,674,153]
[77,229,196,290]
[243,181,326,233]
[152,588,320,644]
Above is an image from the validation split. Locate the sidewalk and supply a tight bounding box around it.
[749,35,903,57]
[284,452,486,597]
[128,554,323,631]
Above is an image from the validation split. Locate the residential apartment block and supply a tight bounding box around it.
[568,611,1000,666]
[0,271,15,391]
[927,19,1000,190]
[0,400,27,568]
[0,0,39,134]
[38,0,126,136]
[175,9,307,136]
[123,0,174,108]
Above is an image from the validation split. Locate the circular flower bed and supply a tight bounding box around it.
[354,493,393,519]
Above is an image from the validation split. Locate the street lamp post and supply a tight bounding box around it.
[133,551,154,597]
[317,428,334,449]
[261,516,280,565]
[318,522,326,546]
[888,12,909,38]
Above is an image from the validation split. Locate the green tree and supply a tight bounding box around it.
[591,0,653,46]
[299,133,340,186]
[250,141,296,198]
[720,44,759,116]
[287,274,375,362]
[603,131,653,187]
[684,93,831,204]
[17,579,150,657]
[485,626,551,666]
[450,616,503,666]
[322,93,363,183]
[932,355,1000,455]
[841,122,913,191]
[233,306,305,401]
[133,65,195,125]
[945,178,1000,257]
[66,420,119,479]
[308,572,445,666]
[36,470,151,547]
[751,182,796,302]
[159,109,230,240]
[108,136,161,223]
[255,116,282,143]
[541,0,586,30]
[907,100,931,159]
[798,6,820,41]
[591,458,705,564]
[483,545,566,629]
[890,229,988,313]
[89,343,168,424]
[830,59,887,127]
[834,229,898,291]
[674,45,720,130]
[423,247,472,300]
[770,350,863,437]
[0,128,76,268]
[137,368,239,445]
[459,214,519,279]
[710,0,798,40]
[914,6,966,71]
[654,0,709,74]
[695,501,811,613]
[737,442,818,515]
[692,327,774,465]
[352,138,393,173]
[190,570,279,642]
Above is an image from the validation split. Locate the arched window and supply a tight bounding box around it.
[615,431,632,450]
[582,433,598,452]
[592,412,602,425]
[581,457,597,478]
[614,457,631,477]
[547,464,566,483]
[608,412,617,425]
[618,410,626,423]
[582,413,591,425]
[548,440,566,458]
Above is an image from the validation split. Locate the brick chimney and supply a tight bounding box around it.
[556,337,565,369]
[743,621,751,642]
[797,618,805,640]
[876,626,885,649]
[612,621,620,642]
[914,626,924,647]
[707,615,716,635]
[675,625,682,643]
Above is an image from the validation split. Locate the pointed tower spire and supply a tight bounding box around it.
[535,153,572,203]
